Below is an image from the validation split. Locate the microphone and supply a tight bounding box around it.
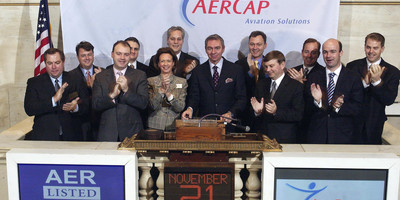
[229,122,250,132]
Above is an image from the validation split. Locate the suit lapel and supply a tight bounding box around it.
[44,73,57,95]
[203,62,215,89]
[264,78,272,101]
[273,75,288,101]
[217,60,230,90]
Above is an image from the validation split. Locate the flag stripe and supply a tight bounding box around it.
[34,0,52,77]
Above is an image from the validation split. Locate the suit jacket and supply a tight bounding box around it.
[292,62,325,143]
[69,65,103,140]
[305,66,364,144]
[136,61,150,76]
[187,58,246,118]
[147,51,199,78]
[293,62,325,81]
[254,74,304,143]
[347,58,400,144]
[24,72,89,141]
[235,57,267,99]
[147,74,187,130]
[92,67,148,141]
[235,57,267,131]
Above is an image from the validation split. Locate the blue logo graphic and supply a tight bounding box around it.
[286,182,327,200]
[182,0,195,26]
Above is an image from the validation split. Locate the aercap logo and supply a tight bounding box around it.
[182,0,271,26]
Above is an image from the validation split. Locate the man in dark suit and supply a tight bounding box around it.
[124,37,149,75]
[250,51,304,143]
[235,31,268,131]
[147,26,199,79]
[92,41,148,141]
[124,37,150,128]
[287,38,325,143]
[182,34,246,129]
[347,33,400,144]
[69,41,102,141]
[306,39,363,144]
[24,48,89,141]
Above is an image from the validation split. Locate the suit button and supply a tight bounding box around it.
[215,92,218,95]
[215,104,218,107]
[328,114,330,118]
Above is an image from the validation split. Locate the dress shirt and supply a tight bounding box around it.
[209,59,223,75]
[50,75,63,106]
[314,65,343,112]
[80,66,93,79]
[271,73,285,92]
[176,51,182,60]
[113,67,128,81]
[128,61,137,69]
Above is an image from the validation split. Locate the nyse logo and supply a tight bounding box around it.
[43,169,100,199]
[286,182,329,200]
[182,0,270,26]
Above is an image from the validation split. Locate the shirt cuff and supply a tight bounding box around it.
[52,97,57,107]
[167,94,174,101]
[372,79,382,86]
[314,100,322,108]
[362,79,370,88]
[70,105,79,113]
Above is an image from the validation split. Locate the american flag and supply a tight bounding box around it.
[34,0,52,76]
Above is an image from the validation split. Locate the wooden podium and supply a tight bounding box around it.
[119,119,282,152]
[175,119,225,141]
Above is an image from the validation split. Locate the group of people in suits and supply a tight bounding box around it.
[24,27,399,145]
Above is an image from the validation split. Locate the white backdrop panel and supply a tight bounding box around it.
[60,0,340,71]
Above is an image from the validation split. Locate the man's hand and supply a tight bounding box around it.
[247,53,257,76]
[332,94,344,109]
[87,67,103,88]
[184,60,198,74]
[117,75,129,93]
[288,68,305,84]
[109,83,121,99]
[363,71,371,85]
[221,111,233,123]
[310,83,322,104]
[370,64,385,84]
[251,97,264,115]
[265,99,277,115]
[182,108,193,120]
[53,82,68,102]
[62,97,80,112]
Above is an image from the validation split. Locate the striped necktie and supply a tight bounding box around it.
[327,72,336,105]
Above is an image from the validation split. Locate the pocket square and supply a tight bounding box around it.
[225,78,233,83]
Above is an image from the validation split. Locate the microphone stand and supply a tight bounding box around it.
[198,113,237,127]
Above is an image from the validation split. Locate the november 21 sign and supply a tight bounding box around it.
[18,164,125,200]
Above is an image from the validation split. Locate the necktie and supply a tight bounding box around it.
[212,66,219,88]
[54,79,61,105]
[254,60,259,83]
[54,78,60,92]
[86,71,92,86]
[327,72,336,105]
[270,80,277,99]
[303,67,309,79]
[116,71,123,80]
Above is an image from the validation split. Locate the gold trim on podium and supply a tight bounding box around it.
[119,133,282,152]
